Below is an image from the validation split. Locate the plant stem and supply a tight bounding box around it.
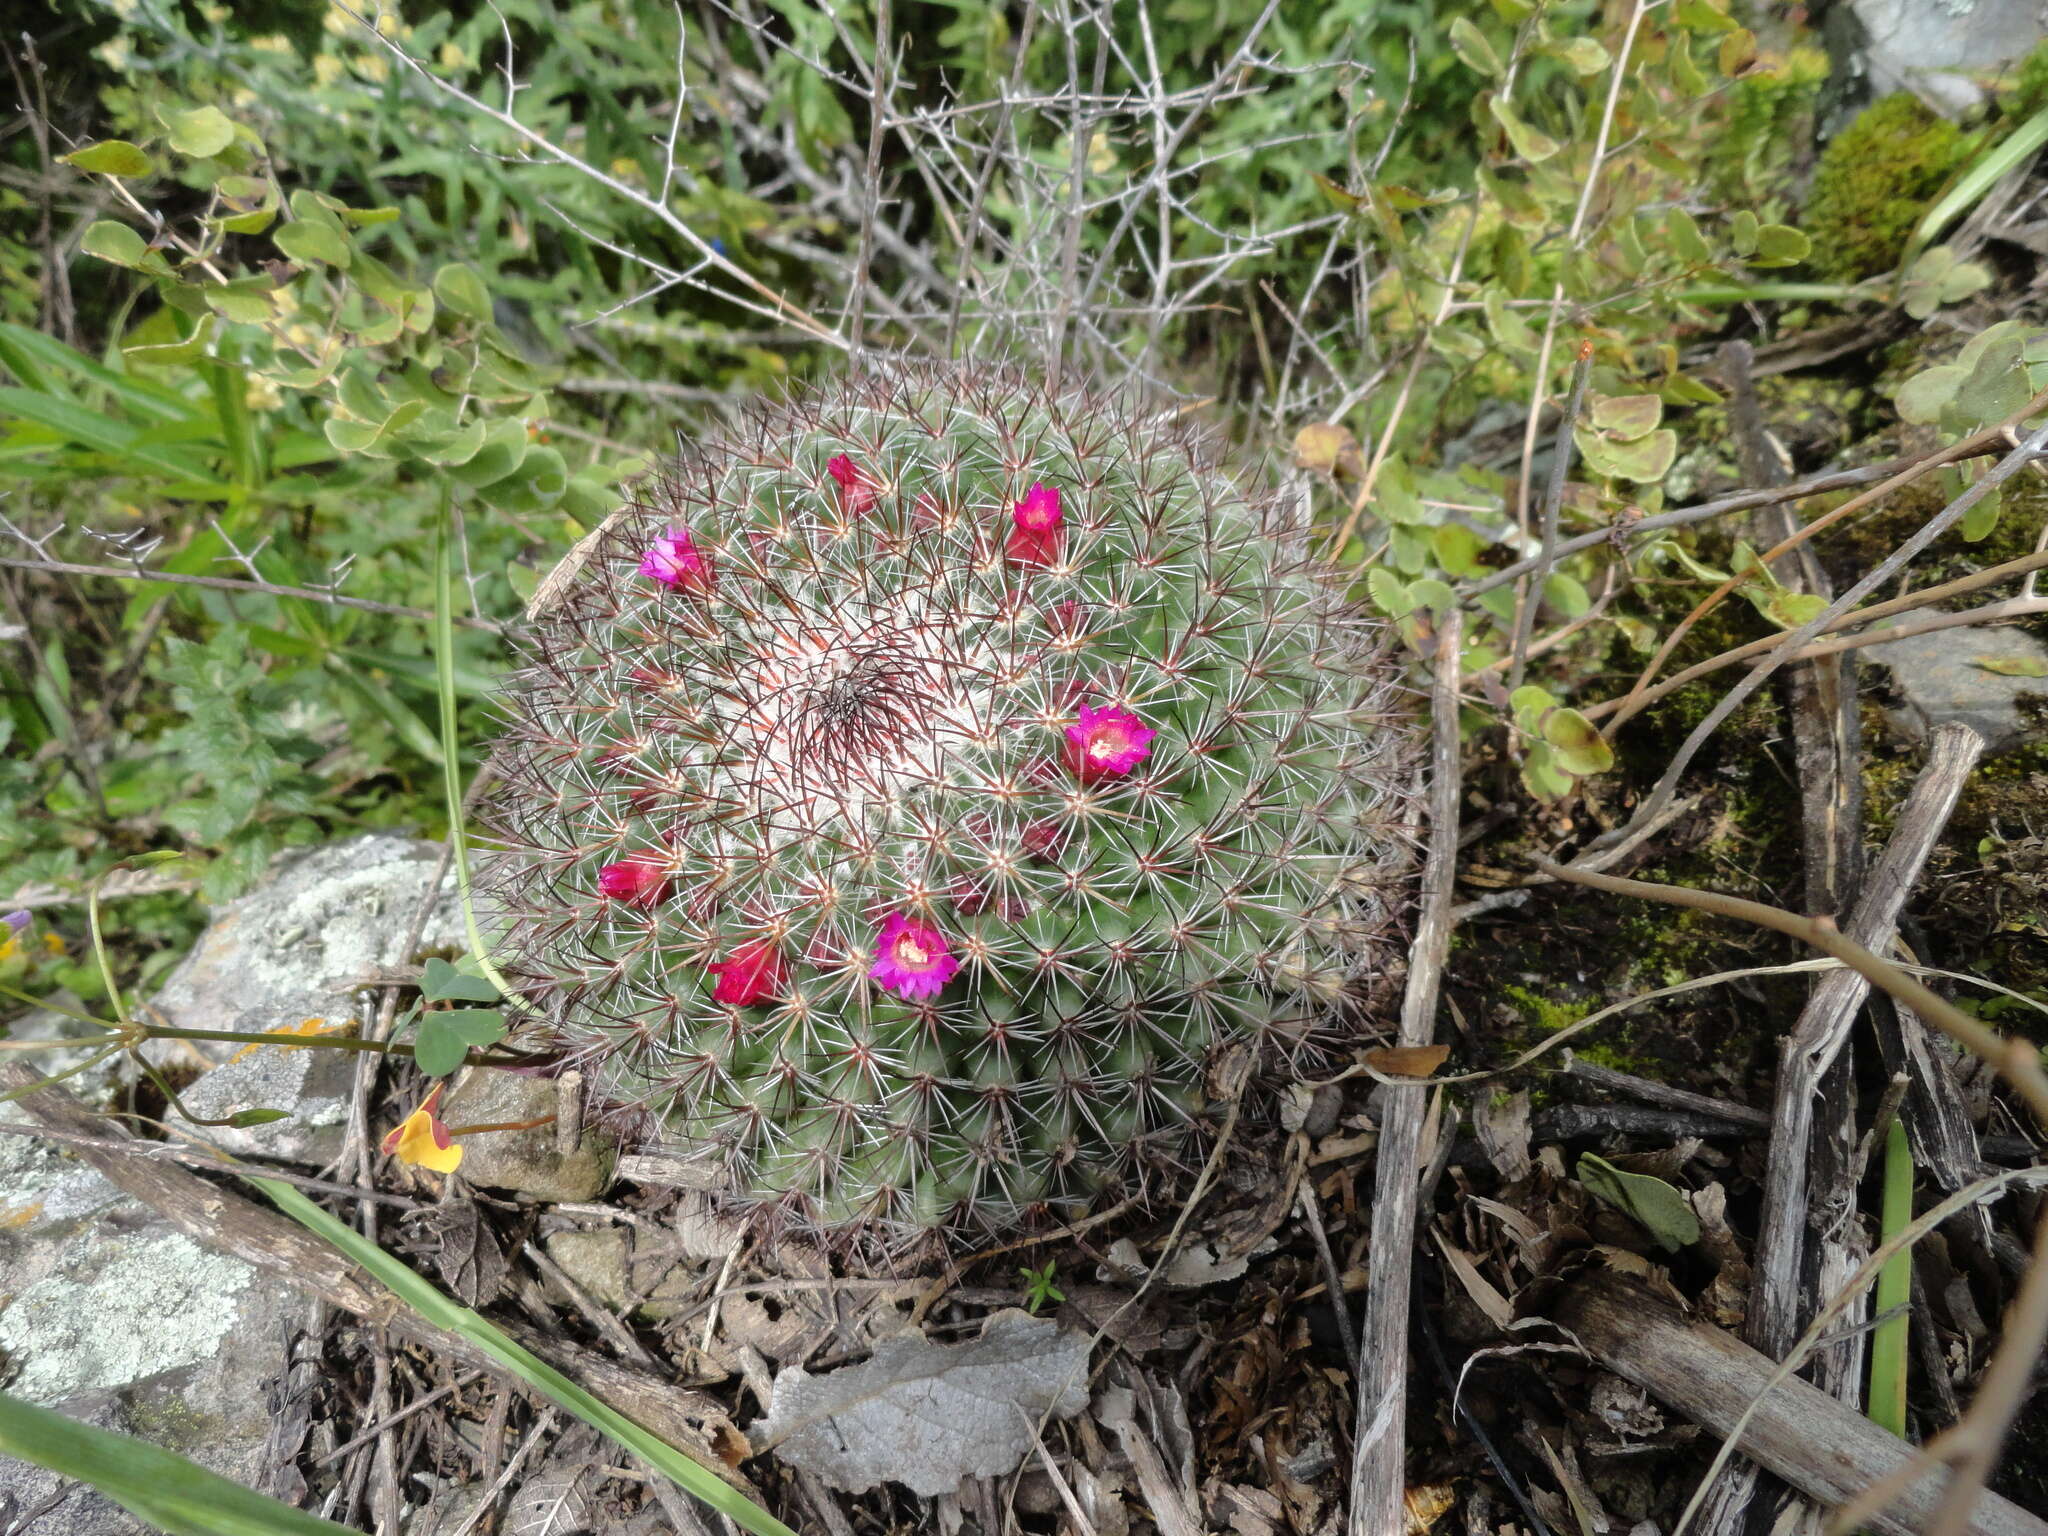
[1870,1118,1914,1438]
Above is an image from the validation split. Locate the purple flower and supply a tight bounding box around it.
[868,913,959,1000]
[638,527,713,592]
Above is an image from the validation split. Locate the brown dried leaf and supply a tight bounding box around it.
[1364,1044,1451,1079]
[1293,423,1366,479]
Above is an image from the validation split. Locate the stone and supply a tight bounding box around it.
[543,1228,693,1320]
[1843,0,2048,117]
[0,1142,304,1534]
[1866,618,2048,752]
[141,834,468,1163]
[441,1068,615,1203]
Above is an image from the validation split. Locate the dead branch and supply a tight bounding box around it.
[1348,609,1461,1536]
[1553,1267,2048,1536]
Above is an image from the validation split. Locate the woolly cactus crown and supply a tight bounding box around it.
[488,362,1408,1241]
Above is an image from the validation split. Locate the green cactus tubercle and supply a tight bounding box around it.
[487,363,1407,1240]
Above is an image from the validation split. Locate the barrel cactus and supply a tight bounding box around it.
[486,362,1409,1243]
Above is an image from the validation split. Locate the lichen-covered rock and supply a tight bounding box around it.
[142,833,468,1162]
[0,1191,298,1534]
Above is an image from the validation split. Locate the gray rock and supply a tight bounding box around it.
[543,1228,693,1320]
[1866,618,2048,751]
[1846,0,2048,117]
[0,1169,305,1534]
[442,1068,615,1203]
[142,834,467,1163]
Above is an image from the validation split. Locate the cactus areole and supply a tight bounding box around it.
[488,364,1408,1242]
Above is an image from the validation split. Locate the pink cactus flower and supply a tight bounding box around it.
[597,853,670,908]
[707,940,787,1006]
[826,454,880,516]
[638,527,713,592]
[1006,482,1063,569]
[868,913,960,1000]
[1065,703,1155,781]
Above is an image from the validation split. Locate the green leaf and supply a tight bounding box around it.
[1895,362,1965,425]
[1543,571,1591,619]
[421,956,500,1004]
[1579,1152,1700,1252]
[1520,740,1575,800]
[274,219,352,268]
[1577,426,1677,483]
[1488,96,1561,164]
[433,263,493,322]
[1542,35,1610,75]
[1972,653,2048,677]
[1449,16,1503,76]
[1729,208,1759,257]
[1663,208,1711,266]
[228,1107,292,1128]
[1590,393,1662,440]
[62,140,153,177]
[78,220,151,270]
[1366,567,1414,618]
[0,1390,356,1535]
[1961,482,2004,542]
[1759,589,1828,628]
[412,1007,506,1076]
[1750,224,1811,268]
[1431,521,1487,577]
[249,1180,800,1536]
[161,105,236,159]
[1541,706,1613,776]
[201,278,279,325]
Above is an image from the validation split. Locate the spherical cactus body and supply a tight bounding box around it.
[488,363,1409,1242]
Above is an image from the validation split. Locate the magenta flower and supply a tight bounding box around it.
[826,454,880,516]
[868,913,960,999]
[638,527,713,592]
[1006,482,1063,569]
[707,940,787,1006]
[597,853,670,908]
[1065,703,1155,781]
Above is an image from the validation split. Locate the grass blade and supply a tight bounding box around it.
[1868,1118,1914,1437]
[247,1176,797,1536]
[0,1388,361,1536]
[1901,104,2048,274]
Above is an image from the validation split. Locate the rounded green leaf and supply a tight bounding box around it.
[1590,393,1663,440]
[1751,224,1811,268]
[1489,96,1562,164]
[434,263,493,322]
[62,140,153,177]
[274,219,351,268]
[1449,17,1503,76]
[79,220,150,269]
[1541,707,1613,776]
[161,105,236,159]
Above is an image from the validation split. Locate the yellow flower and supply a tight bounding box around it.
[314,53,345,86]
[381,1083,464,1172]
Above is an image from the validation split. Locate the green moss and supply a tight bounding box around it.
[1805,94,1971,281]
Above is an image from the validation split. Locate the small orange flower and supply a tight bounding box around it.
[381,1083,464,1173]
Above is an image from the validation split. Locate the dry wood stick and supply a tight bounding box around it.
[1559,1054,1770,1130]
[1554,1268,2048,1536]
[1748,722,1985,1362]
[0,1063,756,1494]
[1348,610,1461,1536]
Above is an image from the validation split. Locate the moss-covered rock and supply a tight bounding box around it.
[1804,94,1971,280]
